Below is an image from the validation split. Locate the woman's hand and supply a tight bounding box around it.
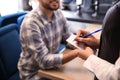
[76,29,100,49]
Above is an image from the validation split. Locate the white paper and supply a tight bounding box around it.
[66,34,84,49]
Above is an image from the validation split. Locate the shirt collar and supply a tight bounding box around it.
[37,7,56,25]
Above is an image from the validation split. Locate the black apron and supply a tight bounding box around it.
[94,1,120,80]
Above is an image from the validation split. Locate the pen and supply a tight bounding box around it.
[82,28,102,38]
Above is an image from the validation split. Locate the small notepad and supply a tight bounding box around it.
[66,34,84,49]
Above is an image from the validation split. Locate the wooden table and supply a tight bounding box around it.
[38,23,102,80]
[38,49,94,80]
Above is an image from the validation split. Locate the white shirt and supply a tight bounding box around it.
[83,55,120,80]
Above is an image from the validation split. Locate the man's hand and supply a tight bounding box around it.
[77,45,94,60]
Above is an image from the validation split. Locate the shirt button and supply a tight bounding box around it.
[53,46,55,49]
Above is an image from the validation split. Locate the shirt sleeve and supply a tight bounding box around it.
[20,22,63,69]
[83,55,120,80]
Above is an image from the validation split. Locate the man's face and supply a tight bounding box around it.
[40,0,60,10]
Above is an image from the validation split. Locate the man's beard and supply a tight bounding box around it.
[42,1,60,11]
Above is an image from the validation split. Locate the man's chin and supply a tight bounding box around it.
[50,7,59,10]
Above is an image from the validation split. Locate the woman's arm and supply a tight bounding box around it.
[83,55,120,80]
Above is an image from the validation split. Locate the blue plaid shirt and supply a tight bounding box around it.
[18,8,71,80]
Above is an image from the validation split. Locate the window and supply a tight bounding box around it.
[0,0,22,16]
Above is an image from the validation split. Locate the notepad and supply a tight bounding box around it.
[66,34,84,49]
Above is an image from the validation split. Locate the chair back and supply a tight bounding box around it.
[0,12,27,27]
[17,14,26,28]
[0,23,21,80]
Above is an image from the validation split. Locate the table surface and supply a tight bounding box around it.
[38,49,94,80]
[38,23,102,80]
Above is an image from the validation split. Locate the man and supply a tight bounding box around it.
[76,1,120,80]
[18,0,80,80]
